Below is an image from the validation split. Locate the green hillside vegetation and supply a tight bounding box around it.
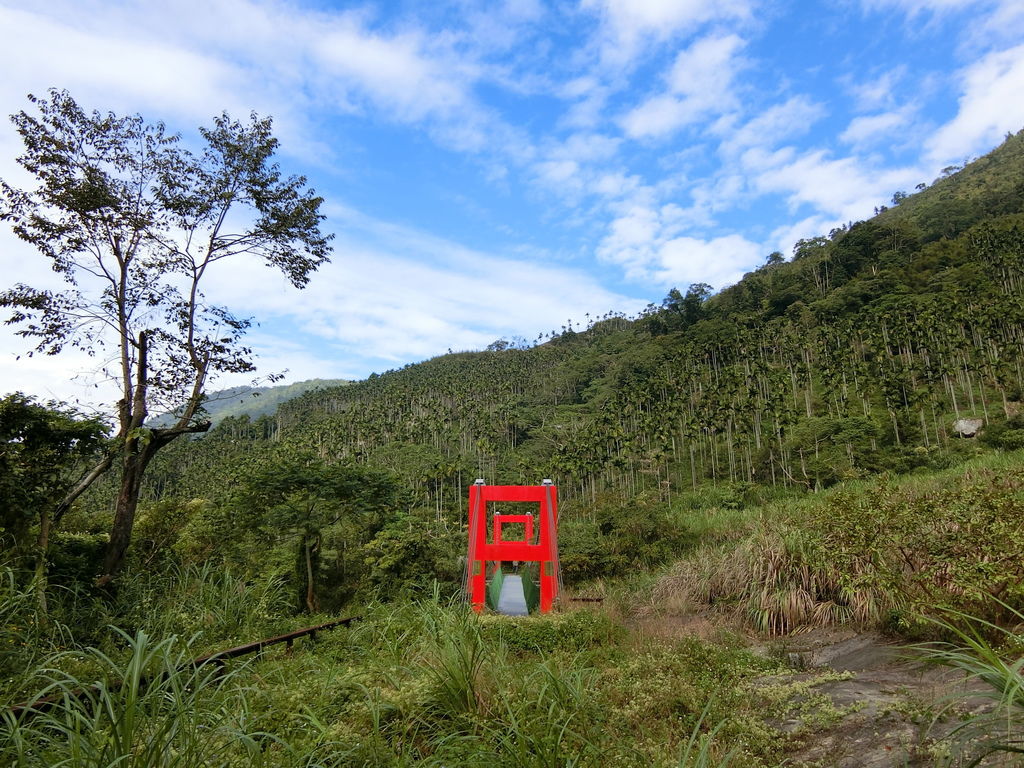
[209,130,1024,512]
[4,130,1024,765]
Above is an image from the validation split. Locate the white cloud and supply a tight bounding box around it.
[653,235,762,287]
[215,331,362,384]
[555,73,628,133]
[860,0,982,14]
[6,0,1024,406]
[926,44,1024,164]
[845,67,907,112]
[560,76,602,101]
[859,0,1024,52]
[591,172,645,200]
[1,199,647,407]
[595,201,761,287]
[719,95,827,156]
[504,0,546,22]
[840,107,915,147]
[527,132,631,204]
[201,205,647,365]
[0,325,110,407]
[598,205,662,276]
[313,24,470,123]
[558,132,622,163]
[665,34,745,95]
[770,216,841,259]
[968,1,1024,48]
[621,34,746,139]
[0,6,251,123]
[747,148,920,221]
[582,0,754,64]
[530,132,622,192]
[621,95,703,139]
[0,1,518,160]
[458,0,547,54]
[533,159,585,195]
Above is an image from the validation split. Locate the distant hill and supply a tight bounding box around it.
[150,378,350,427]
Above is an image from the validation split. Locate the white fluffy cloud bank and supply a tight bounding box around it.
[926,44,1024,164]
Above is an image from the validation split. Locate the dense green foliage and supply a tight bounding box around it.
[0,573,861,767]
[0,90,332,582]
[0,394,106,552]
[141,132,1024,513]
[913,601,1024,764]
[652,452,1024,636]
[92,128,1024,602]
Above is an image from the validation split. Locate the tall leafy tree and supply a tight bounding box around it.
[0,90,332,583]
[229,453,402,612]
[661,283,712,329]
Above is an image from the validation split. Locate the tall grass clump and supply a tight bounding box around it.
[652,459,1024,636]
[651,525,884,635]
[0,628,274,768]
[112,562,291,647]
[917,602,1024,766]
[0,565,74,700]
[673,704,738,768]
[420,598,492,717]
[596,636,791,765]
[482,660,602,768]
[305,599,618,765]
[134,595,832,767]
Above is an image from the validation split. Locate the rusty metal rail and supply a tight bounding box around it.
[7,615,360,718]
[191,615,359,667]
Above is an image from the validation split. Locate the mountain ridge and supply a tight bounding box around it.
[149,378,350,428]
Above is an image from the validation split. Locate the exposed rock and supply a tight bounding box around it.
[953,418,984,438]
[764,627,993,767]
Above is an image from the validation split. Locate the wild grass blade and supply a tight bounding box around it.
[912,600,1024,766]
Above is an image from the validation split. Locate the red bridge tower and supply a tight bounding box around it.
[466,479,560,613]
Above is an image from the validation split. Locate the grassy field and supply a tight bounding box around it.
[3,453,1024,766]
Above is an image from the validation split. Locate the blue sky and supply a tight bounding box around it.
[2,0,1024,406]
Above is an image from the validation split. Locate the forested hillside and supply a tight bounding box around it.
[148,129,1024,509]
[75,128,1023,617]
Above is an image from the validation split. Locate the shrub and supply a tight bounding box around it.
[479,609,622,654]
[111,563,291,647]
[560,494,696,582]
[653,461,1024,636]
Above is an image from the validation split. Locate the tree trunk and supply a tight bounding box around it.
[54,453,114,526]
[34,507,52,620]
[98,443,156,585]
[304,534,320,613]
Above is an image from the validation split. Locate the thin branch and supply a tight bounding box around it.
[53,452,114,525]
